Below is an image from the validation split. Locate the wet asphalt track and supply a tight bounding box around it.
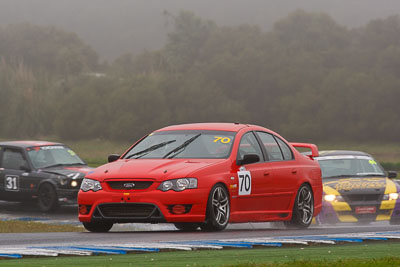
[1,200,400,249]
[2,223,400,248]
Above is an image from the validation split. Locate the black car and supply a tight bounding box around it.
[0,141,92,212]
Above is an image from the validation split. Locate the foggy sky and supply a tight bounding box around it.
[1,0,400,60]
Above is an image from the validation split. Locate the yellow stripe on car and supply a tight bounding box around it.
[380,178,397,211]
[338,215,358,222]
[324,185,351,211]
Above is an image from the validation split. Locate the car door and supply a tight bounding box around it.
[234,131,273,212]
[0,147,33,201]
[255,131,299,211]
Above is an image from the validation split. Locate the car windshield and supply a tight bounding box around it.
[316,155,386,178]
[123,130,236,159]
[27,145,85,169]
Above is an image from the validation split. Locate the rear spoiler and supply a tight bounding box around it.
[290,143,319,158]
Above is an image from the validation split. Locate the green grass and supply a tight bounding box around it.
[0,138,131,167]
[0,220,83,233]
[71,141,400,163]
[2,138,400,168]
[58,139,131,167]
[70,141,400,168]
[2,241,400,266]
[317,142,400,163]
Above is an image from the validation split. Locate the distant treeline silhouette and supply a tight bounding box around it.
[1,10,400,143]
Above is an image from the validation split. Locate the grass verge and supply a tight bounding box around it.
[2,241,400,266]
[2,138,400,168]
[61,139,131,167]
[0,220,83,233]
[72,141,400,169]
[317,142,400,163]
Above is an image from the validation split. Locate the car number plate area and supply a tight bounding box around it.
[355,206,376,214]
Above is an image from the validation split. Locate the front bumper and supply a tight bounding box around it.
[87,202,166,224]
[78,188,209,224]
[317,198,400,223]
[56,188,79,205]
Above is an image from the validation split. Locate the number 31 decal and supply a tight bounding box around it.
[5,175,19,191]
[237,170,251,195]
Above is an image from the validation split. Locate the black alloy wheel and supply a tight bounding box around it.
[200,184,230,231]
[83,221,114,232]
[284,184,314,228]
[38,183,59,212]
[174,223,200,231]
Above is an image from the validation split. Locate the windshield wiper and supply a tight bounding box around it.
[356,172,385,177]
[163,133,201,159]
[125,140,176,159]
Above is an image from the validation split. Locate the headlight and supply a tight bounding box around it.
[60,177,69,186]
[383,192,399,201]
[324,194,344,202]
[80,178,102,192]
[60,176,78,187]
[158,178,197,192]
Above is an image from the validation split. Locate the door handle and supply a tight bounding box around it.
[291,168,297,174]
[264,171,270,176]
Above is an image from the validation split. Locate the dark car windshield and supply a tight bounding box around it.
[124,130,236,159]
[316,155,386,178]
[27,145,85,169]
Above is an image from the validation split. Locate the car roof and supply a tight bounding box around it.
[0,141,63,148]
[156,122,252,132]
[317,150,373,158]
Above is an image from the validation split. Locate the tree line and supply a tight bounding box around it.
[1,10,400,143]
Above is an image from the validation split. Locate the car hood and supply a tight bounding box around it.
[40,165,93,180]
[87,159,224,181]
[323,176,389,194]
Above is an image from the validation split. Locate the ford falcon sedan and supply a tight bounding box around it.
[78,123,322,232]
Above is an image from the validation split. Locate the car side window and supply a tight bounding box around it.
[275,137,294,160]
[1,149,28,170]
[256,131,284,161]
[237,132,263,163]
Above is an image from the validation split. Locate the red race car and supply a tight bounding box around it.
[78,123,322,232]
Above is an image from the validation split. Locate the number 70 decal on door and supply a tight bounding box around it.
[237,170,251,195]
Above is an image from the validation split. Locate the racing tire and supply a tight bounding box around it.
[200,184,230,232]
[83,222,113,232]
[38,183,59,212]
[284,184,314,229]
[174,223,200,231]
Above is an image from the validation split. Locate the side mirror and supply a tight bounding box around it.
[108,154,120,163]
[388,171,398,179]
[20,164,31,172]
[237,154,260,166]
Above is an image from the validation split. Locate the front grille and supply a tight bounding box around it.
[107,181,153,190]
[345,194,380,202]
[98,203,158,218]
[338,211,378,221]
